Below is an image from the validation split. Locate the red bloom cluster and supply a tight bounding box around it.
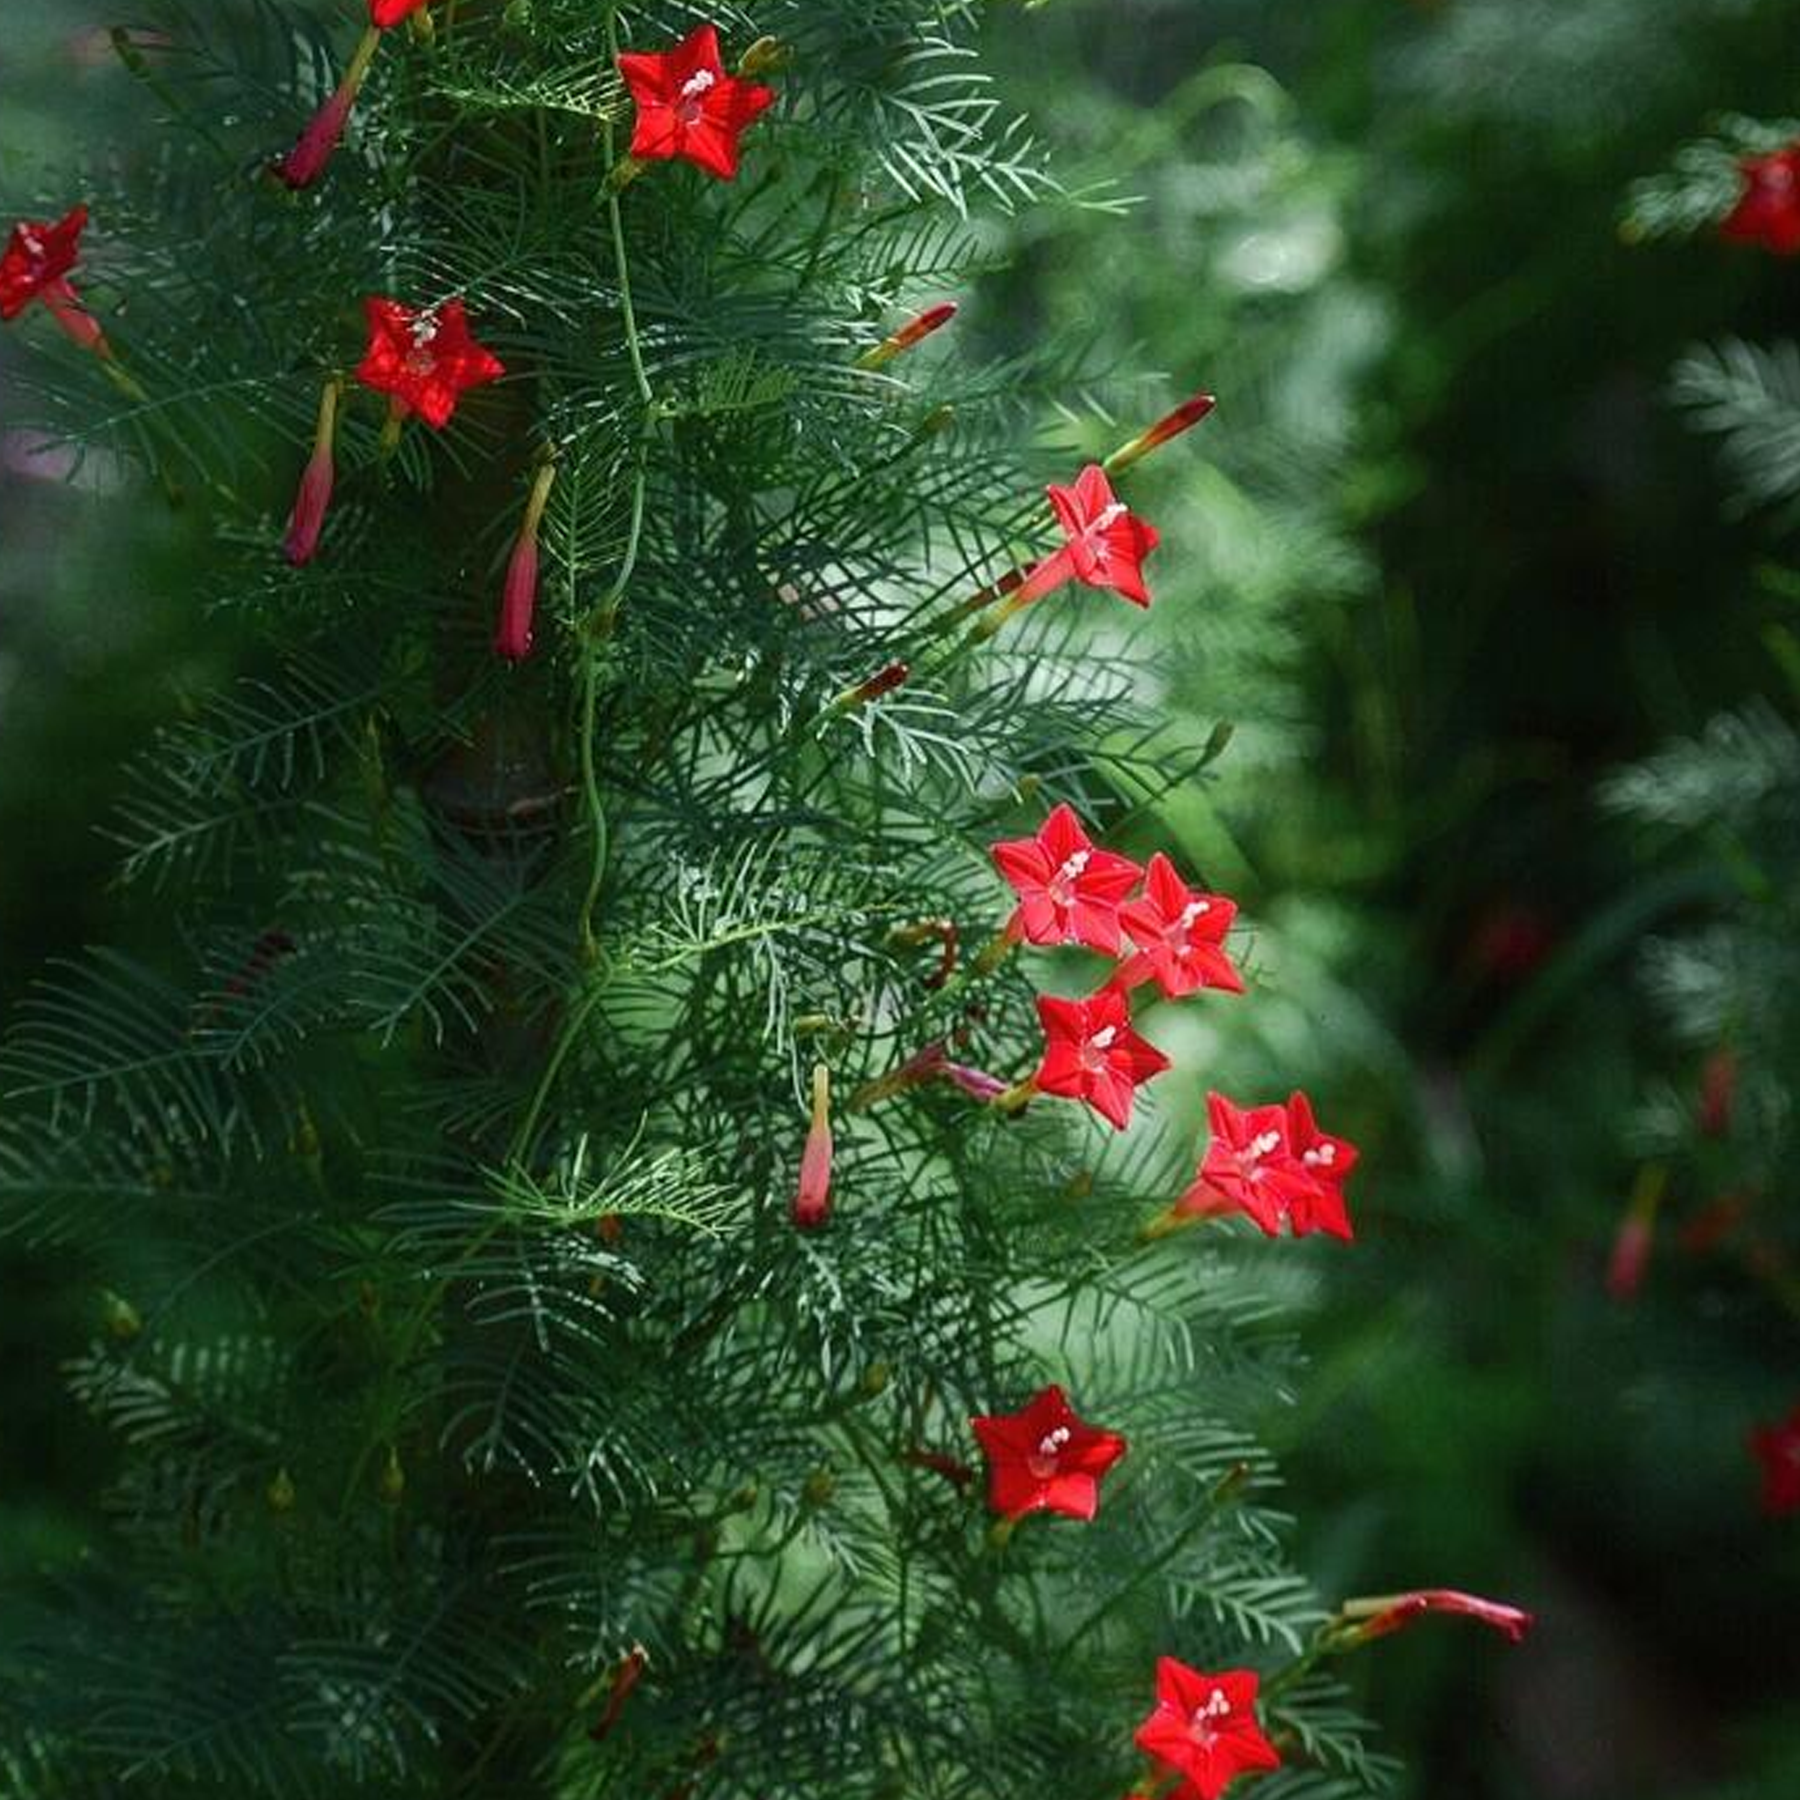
[1721,145,1800,255]
[618,24,777,182]
[970,1384,1126,1521]
[1178,1091,1358,1241]
[989,804,1243,1130]
[1750,1405,1800,1516]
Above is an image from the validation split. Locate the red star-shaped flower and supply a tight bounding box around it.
[1119,852,1243,999]
[1035,987,1170,1131]
[1750,1405,1800,1516]
[969,1384,1127,1521]
[1,204,88,322]
[991,803,1143,954]
[617,24,777,182]
[1721,146,1800,256]
[1045,463,1161,606]
[1134,1660,1281,1800]
[355,297,504,429]
[370,0,432,23]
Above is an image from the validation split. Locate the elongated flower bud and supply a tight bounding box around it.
[791,1063,834,1229]
[857,301,958,370]
[1606,1164,1664,1302]
[494,459,558,663]
[1335,1587,1534,1646]
[1103,390,1216,474]
[829,659,909,713]
[275,28,382,190]
[587,1645,647,1743]
[284,379,342,566]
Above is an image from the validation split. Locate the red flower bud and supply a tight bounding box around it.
[283,378,342,567]
[494,459,557,663]
[856,301,958,369]
[275,29,382,190]
[1337,1587,1534,1645]
[587,1644,647,1742]
[840,659,910,707]
[1104,390,1216,474]
[791,1063,834,1229]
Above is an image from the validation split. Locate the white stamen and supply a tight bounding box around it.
[1036,1426,1072,1458]
[20,230,44,260]
[680,68,718,100]
[1177,899,1212,930]
[410,313,440,348]
[1249,1130,1281,1160]
[1304,1144,1337,1168]
[1090,1026,1118,1051]
[1091,502,1127,532]
[1189,1687,1233,1744]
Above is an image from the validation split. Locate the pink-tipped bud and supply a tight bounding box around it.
[1336,1588,1534,1646]
[856,301,958,369]
[40,278,105,354]
[791,1063,834,1230]
[1605,1165,1664,1303]
[1104,390,1217,474]
[941,1058,1007,1104]
[274,28,382,189]
[494,459,557,662]
[284,379,341,566]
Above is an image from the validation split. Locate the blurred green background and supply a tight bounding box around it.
[6,3,1800,1796]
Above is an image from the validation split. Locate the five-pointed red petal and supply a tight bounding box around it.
[991,803,1143,954]
[1045,463,1161,606]
[1035,987,1170,1131]
[1134,1659,1281,1800]
[618,24,777,182]
[356,296,504,429]
[1,205,88,321]
[1751,1405,1800,1516]
[969,1384,1127,1521]
[1119,852,1243,998]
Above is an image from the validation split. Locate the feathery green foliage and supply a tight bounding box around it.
[0,4,1394,1795]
